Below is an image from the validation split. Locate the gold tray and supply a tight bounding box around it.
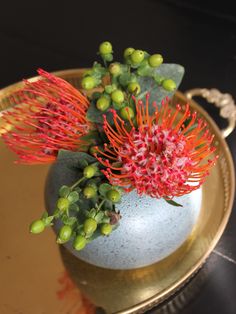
[0,69,235,314]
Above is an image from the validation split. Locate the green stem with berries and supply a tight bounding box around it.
[70,176,85,190]
[97,198,106,211]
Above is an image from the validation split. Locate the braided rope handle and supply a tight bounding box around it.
[185,88,236,138]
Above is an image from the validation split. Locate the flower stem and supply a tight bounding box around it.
[97,199,106,211]
[70,177,85,190]
[128,65,131,74]
[103,59,107,68]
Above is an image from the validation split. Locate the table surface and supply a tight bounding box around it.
[0,1,236,313]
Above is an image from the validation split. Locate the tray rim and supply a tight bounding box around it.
[0,68,235,313]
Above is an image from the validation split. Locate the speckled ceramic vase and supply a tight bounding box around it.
[45,156,202,270]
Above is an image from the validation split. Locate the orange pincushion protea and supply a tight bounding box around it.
[2,69,91,164]
[95,94,218,198]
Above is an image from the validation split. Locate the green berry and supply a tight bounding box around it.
[96,97,110,111]
[102,53,113,62]
[104,84,117,94]
[99,41,112,54]
[128,82,141,95]
[148,54,163,67]
[30,219,45,234]
[130,50,145,64]
[57,225,72,243]
[162,79,176,91]
[87,182,98,191]
[123,47,135,59]
[83,165,96,178]
[109,63,121,76]
[81,76,95,90]
[57,198,70,212]
[83,186,97,199]
[111,90,124,104]
[106,189,121,203]
[83,69,93,77]
[101,223,112,236]
[120,107,135,120]
[73,235,87,251]
[83,218,97,235]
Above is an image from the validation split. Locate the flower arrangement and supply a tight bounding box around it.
[1,42,217,252]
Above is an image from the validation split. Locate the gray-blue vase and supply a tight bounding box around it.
[45,156,201,270]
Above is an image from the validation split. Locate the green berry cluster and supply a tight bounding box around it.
[81,41,176,123]
[30,163,122,251]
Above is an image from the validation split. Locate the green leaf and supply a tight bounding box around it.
[111,76,119,86]
[101,216,110,224]
[74,186,82,193]
[66,217,77,226]
[82,209,90,218]
[86,101,114,124]
[83,69,93,77]
[153,74,165,85]
[68,191,79,203]
[78,159,89,168]
[104,84,117,94]
[41,211,48,220]
[137,63,153,77]
[103,199,114,211]
[138,63,185,114]
[61,214,69,225]
[59,185,71,198]
[112,102,127,110]
[92,62,107,76]
[76,224,84,234]
[61,214,77,225]
[53,208,60,218]
[93,77,102,86]
[118,73,131,87]
[99,183,112,197]
[102,53,113,62]
[94,211,104,223]
[78,196,96,213]
[43,215,54,226]
[79,130,101,145]
[86,101,104,124]
[69,203,80,212]
[164,199,183,207]
[118,73,137,87]
[87,178,101,188]
[88,208,97,219]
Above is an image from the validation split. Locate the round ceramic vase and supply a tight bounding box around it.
[45,158,202,270]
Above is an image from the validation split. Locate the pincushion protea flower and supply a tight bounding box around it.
[95,94,218,198]
[2,69,90,164]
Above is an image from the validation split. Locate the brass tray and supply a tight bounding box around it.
[0,69,235,314]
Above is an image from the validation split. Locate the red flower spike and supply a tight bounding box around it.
[95,96,218,199]
[2,69,91,164]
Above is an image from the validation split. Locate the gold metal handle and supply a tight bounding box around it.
[185,88,236,138]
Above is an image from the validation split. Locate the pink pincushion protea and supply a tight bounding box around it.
[2,69,91,164]
[95,95,218,198]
